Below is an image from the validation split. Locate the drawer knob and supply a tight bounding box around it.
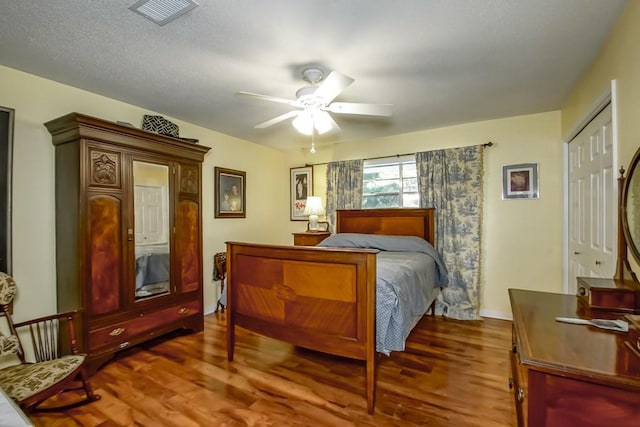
[508,378,514,390]
[578,287,586,296]
[109,327,126,336]
[178,307,188,314]
[517,388,525,402]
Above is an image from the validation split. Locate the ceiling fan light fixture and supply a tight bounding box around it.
[292,110,332,135]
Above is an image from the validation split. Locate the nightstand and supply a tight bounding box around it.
[292,231,331,246]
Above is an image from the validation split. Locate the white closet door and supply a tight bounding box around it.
[134,185,166,245]
[568,104,615,294]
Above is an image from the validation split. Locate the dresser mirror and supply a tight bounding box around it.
[613,142,640,287]
[133,161,171,300]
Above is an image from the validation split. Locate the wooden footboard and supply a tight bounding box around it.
[226,242,379,413]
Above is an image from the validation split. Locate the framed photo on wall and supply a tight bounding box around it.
[215,167,246,218]
[502,163,539,199]
[0,106,13,274]
[290,166,313,220]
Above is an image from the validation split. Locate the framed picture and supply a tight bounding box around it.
[502,163,539,199]
[290,166,313,220]
[215,167,246,218]
[0,106,13,274]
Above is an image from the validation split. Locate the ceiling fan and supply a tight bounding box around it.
[236,68,393,136]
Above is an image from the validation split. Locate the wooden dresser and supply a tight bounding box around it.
[45,113,210,373]
[509,289,640,427]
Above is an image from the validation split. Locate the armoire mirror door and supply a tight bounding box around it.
[133,160,171,300]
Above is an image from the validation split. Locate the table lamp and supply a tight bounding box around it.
[303,196,325,231]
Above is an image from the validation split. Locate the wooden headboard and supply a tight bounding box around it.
[336,208,435,245]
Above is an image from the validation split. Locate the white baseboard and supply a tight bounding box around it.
[480,309,512,321]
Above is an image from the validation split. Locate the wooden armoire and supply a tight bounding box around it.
[45,113,210,373]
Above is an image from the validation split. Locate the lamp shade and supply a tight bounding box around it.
[303,196,325,216]
[303,196,324,231]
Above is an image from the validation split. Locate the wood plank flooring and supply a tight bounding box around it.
[28,313,516,426]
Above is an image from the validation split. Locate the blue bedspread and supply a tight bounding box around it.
[317,233,449,354]
[135,252,170,289]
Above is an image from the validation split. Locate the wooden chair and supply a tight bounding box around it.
[0,272,100,412]
[213,251,227,312]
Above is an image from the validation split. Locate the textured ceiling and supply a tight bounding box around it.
[0,0,628,150]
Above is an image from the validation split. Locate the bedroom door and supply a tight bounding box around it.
[568,103,615,294]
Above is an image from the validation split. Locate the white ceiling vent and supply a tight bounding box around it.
[129,0,199,26]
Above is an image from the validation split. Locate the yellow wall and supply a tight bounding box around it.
[562,1,640,275]
[5,58,563,320]
[10,0,640,322]
[562,0,640,165]
[0,65,287,320]
[284,111,564,317]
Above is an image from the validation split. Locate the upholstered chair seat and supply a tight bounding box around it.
[0,272,99,411]
[0,355,85,402]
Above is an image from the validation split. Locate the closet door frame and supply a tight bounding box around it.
[563,80,618,294]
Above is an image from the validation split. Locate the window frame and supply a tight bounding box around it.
[361,155,418,209]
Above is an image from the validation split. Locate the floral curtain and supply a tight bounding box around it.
[416,145,483,320]
[325,160,363,233]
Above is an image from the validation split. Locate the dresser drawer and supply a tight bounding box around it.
[509,326,528,427]
[89,301,200,351]
[576,276,639,313]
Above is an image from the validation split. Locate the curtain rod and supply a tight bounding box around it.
[305,141,493,167]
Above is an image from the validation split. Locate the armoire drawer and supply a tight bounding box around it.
[89,301,200,351]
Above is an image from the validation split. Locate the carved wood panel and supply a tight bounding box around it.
[179,164,198,195]
[89,149,120,188]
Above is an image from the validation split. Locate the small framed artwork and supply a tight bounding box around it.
[215,167,246,218]
[290,166,313,220]
[502,163,539,200]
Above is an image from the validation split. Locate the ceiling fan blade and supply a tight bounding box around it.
[326,102,393,117]
[236,91,302,108]
[254,110,301,129]
[313,71,355,104]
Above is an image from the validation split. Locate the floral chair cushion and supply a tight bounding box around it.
[0,354,85,402]
[0,272,17,305]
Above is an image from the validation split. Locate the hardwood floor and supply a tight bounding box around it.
[28,313,516,426]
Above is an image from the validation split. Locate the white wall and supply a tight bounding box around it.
[284,111,564,318]
[0,65,287,320]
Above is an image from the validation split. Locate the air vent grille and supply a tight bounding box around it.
[129,0,199,26]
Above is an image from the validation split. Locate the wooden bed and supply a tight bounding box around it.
[226,208,436,413]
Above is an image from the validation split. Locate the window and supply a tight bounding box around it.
[362,155,419,208]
